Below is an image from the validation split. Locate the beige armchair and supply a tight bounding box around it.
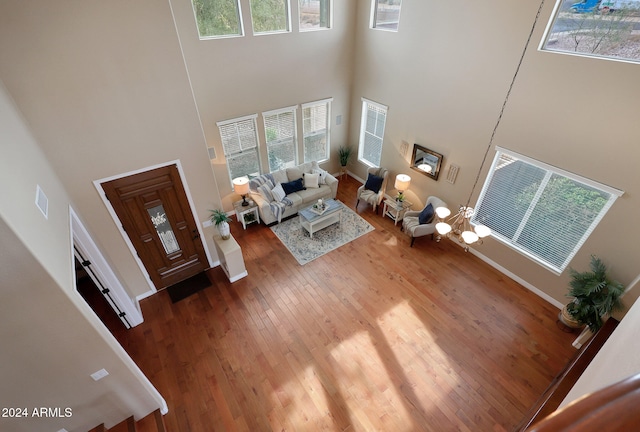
[356,167,389,213]
[402,196,447,247]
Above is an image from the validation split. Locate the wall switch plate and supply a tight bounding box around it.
[202,219,213,228]
[91,368,109,381]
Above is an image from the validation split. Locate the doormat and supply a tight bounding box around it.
[166,272,212,303]
[270,201,374,265]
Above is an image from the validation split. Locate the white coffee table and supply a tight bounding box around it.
[299,199,342,238]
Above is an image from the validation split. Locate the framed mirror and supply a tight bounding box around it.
[410,144,443,180]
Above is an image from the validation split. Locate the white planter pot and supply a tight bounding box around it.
[217,221,230,240]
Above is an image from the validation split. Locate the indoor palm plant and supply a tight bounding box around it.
[338,146,352,167]
[563,255,624,332]
[210,209,232,240]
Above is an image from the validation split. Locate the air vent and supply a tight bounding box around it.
[446,164,460,184]
[35,185,49,219]
[207,147,216,160]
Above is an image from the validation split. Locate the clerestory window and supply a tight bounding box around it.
[371,0,402,31]
[250,0,291,34]
[191,0,244,39]
[541,0,640,64]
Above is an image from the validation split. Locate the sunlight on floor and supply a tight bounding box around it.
[271,301,462,431]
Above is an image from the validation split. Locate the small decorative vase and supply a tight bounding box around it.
[217,221,230,240]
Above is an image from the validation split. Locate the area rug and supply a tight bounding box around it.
[166,271,212,303]
[270,201,374,265]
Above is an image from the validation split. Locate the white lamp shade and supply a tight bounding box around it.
[461,230,479,244]
[394,174,411,191]
[436,222,452,235]
[474,224,491,238]
[232,177,250,195]
[435,206,451,219]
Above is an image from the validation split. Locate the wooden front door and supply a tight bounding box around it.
[102,165,208,290]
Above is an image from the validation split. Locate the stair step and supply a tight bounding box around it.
[109,415,135,432]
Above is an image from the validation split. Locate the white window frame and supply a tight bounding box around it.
[250,0,292,35]
[216,114,262,185]
[299,0,332,32]
[540,0,640,65]
[262,106,298,172]
[370,0,402,32]
[191,0,245,40]
[472,147,623,274]
[358,98,388,168]
[301,98,332,163]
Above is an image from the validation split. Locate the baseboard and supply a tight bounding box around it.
[462,244,564,309]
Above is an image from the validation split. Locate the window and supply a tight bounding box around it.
[358,98,387,167]
[299,0,331,31]
[250,0,291,34]
[472,147,623,273]
[263,106,298,172]
[541,0,640,64]
[191,0,244,39]
[217,115,262,183]
[371,0,402,31]
[302,98,332,163]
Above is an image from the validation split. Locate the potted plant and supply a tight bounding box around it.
[562,255,624,332]
[210,209,232,240]
[338,146,352,167]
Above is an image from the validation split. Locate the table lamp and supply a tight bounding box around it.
[232,177,250,206]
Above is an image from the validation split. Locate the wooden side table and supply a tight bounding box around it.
[383,198,412,225]
[234,200,260,229]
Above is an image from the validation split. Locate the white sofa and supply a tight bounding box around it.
[248,161,338,225]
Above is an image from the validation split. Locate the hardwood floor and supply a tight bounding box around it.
[114,176,576,431]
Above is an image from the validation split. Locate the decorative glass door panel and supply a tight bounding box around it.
[147,204,180,255]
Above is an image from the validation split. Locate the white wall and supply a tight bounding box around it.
[0,81,164,432]
[561,297,640,408]
[168,0,357,209]
[349,0,640,308]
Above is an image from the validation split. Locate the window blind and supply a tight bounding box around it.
[302,99,331,163]
[472,148,622,273]
[217,115,261,183]
[263,107,297,172]
[359,99,387,167]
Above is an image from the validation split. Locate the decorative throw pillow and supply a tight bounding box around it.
[282,178,305,195]
[418,203,435,224]
[271,183,286,202]
[257,184,274,202]
[286,166,304,182]
[272,170,288,185]
[303,172,320,188]
[312,168,328,185]
[364,173,384,193]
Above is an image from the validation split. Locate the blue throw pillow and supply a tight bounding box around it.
[282,178,306,195]
[364,173,384,193]
[418,203,435,224]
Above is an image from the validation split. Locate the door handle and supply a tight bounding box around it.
[192,229,200,240]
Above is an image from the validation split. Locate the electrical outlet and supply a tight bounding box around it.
[202,219,213,228]
[90,368,109,381]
